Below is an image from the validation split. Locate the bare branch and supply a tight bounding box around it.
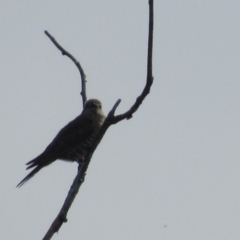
[111,0,154,124]
[42,1,154,239]
[44,30,87,106]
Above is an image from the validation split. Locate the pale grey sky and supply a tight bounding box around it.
[1,1,240,239]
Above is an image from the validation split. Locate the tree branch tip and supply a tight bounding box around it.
[115,99,121,107]
[44,31,50,37]
[109,99,121,116]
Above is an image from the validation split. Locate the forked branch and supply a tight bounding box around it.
[42,1,154,239]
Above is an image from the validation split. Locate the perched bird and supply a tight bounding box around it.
[17,99,106,187]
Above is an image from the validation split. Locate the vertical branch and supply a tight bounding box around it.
[147,0,154,80]
[111,0,154,123]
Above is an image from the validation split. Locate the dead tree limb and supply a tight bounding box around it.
[42,1,154,239]
[44,30,87,106]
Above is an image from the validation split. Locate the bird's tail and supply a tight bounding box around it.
[17,153,51,188]
[16,166,42,188]
[25,153,44,169]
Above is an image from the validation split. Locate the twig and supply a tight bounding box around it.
[44,30,87,106]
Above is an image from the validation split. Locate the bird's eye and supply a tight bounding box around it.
[90,103,98,108]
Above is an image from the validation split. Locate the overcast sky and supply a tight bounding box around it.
[1,1,240,239]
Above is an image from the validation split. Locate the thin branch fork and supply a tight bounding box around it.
[42,1,154,239]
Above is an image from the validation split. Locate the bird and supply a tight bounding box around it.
[17,99,106,187]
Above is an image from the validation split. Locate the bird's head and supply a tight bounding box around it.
[84,99,102,111]
[83,99,105,123]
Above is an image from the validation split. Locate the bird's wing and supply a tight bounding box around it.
[50,116,94,153]
[26,114,94,168]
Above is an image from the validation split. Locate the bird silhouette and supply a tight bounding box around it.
[17,99,106,187]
